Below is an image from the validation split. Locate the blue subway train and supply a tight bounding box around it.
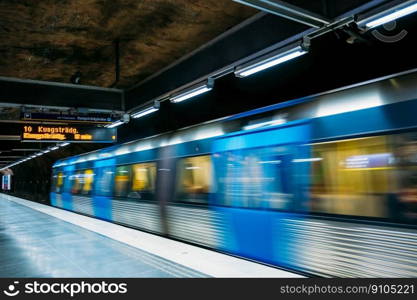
[51,69,417,277]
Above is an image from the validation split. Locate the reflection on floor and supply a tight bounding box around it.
[0,198,207,278]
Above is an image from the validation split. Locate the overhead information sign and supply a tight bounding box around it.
[21,125,117,143]
[21,112,117,124]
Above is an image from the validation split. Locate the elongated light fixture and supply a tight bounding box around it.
[235,42,308,78]
[358,0,417,29]
[170,79,214,103]
[131,101,160,119]
[243,117,287,131]
[106,120,124,128]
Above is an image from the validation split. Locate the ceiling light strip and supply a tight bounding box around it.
[131,101,160,119]
[170,79,214,103]
[234,42,308,78]
[357,0,417,29]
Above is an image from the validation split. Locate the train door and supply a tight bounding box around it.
[155,147,177,236]
[59,165,75,210]
[92,159,115,221]
[211,121,311,265]
[50,169,64,206]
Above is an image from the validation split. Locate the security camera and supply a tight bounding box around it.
[122,113,130,123]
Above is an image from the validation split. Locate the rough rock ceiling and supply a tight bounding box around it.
[0,0,256,88]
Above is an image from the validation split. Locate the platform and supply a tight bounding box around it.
[0,194,302,278]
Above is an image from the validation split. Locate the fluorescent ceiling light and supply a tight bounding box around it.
[170,79,214,103]
[11,149,39,151]
[258,160,282,164]
[186,166,200,170]
[194,128,224,141]
[243,118,286,131]
[106,120,124,128]
[316,91,383,117]
[50,146,59,150]
[115,148,130,156]
[292,158,323,163]
[59,142,70,147]
[235,43,308,78]
[171,87,212,103]
[131,101,160,119]
[42,150,50,153]
[135,143,152,152]
[360,1,417,29]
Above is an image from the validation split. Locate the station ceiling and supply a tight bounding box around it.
[0,0,256,169]
[0,0,373,89]
[0,0,256,88]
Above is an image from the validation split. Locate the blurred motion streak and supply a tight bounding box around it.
[49,70,417,277]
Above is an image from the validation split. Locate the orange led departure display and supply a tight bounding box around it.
[21,125,116,143]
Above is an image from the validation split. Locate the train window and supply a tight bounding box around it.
[81,169,94,195]
[51,172,57,192]
[62,171,71,193]
[94,167,114,197]
[52,171,64,193]
[70,171,83,194]
[128,162,156,200]
[114,165,131,197]
[57,172,64,189]
[310,136,394,218]
[391,132,417,222]
[213,146,294,209]
[69,170,94,195]
[176,155,212,205]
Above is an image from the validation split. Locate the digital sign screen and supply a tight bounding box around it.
[345,153,393,169]
[21,112,117,124]
[2,175,11,190]
[21,125,117,143]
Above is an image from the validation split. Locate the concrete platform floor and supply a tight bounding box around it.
[0,194,302,278]
[0,197,206,277]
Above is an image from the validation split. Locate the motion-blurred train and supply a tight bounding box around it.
[51,69,417,277]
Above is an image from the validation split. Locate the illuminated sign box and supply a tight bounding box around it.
[21,112,117,124]
[21,125,117,143]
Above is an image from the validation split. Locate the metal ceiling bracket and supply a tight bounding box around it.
[233,0,331,28]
